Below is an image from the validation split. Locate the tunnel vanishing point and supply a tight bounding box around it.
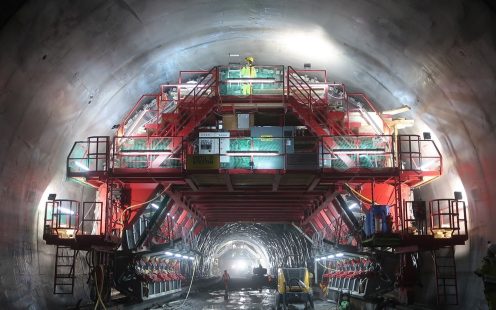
[0,0,496,309]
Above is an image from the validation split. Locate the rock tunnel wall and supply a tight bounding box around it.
[194,224,312,278]
[0,0,495,308]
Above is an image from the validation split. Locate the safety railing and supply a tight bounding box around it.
[165,67,218,137]
[430,199,467,239]
[158,85,180,135]
[398,135,442,174]
[287,67,352,137]
[67,134,441,178]
[321,135,395,170]
[44,199,123,242]
[79,201,104,235]
[112,135,183,169]
[400,199,467,240]
[287,66,327,108]
[184,135,395,171]
[44,200,79,239]
[67,136,109,176]
[347,93,391,135]
[117,94,161,137]
[289,69,328,109]
[218,64,285,98]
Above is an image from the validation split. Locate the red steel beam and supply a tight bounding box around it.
[180,191,326,196]
[164,188,205,224]
[302,190,338,225]
[207,216,300,221]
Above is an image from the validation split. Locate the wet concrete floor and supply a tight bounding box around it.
[153,288,333,310]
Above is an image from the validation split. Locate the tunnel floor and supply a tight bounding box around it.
[127,278,436,310]
[151,288,331,310]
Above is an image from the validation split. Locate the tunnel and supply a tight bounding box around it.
[0,0,495,309]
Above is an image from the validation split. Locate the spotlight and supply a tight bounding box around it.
[75,161,90,171]
[454,191,463,200]
[348,203,359,210]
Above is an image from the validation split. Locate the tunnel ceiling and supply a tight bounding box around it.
[195,224,312,277]
[0,0,495,308]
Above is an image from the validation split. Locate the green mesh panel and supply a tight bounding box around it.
[252,138,283,152]
[151,139,170,150]
[219,67,283,95]
[124,155,147,168]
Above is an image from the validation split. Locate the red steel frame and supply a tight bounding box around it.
[64,64,449,243]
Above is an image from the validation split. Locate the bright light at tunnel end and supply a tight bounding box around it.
[232,259,248,270]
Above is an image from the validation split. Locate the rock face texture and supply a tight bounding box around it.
[0,0,494,308]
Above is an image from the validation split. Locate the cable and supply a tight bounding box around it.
[176,260,197,309]
[118,186,169,239]
[168,259,197,310]
[345,183,372,204]
[93,265,107,310]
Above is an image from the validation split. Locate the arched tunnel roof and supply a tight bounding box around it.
[0,0,495,308]
[195,224,312,277]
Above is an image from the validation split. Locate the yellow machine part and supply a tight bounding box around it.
[277,267,312,294]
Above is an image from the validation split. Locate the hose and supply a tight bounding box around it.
[344,184,372,204]
[118,186,169,239]
[93,265,107,310]
[168,259,197,309]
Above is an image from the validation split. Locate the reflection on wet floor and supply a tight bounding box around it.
[202,289,274,309]
[155,288,332,310]
[146,287,436,310]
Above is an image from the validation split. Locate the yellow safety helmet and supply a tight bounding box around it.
[245,56,254,64]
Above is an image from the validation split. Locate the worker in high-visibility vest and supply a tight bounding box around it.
[240,56,256,95]
[476,242,496,309]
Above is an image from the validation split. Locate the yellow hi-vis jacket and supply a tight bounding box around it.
[240,65,257,78]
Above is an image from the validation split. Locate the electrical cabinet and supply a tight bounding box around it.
[199,132,230,163]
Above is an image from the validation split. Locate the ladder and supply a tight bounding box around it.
[53,245,77,294]
[434,246,458,305]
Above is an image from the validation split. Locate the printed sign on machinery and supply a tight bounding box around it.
[186,154,221,170]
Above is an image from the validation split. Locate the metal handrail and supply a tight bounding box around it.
[347,93,391,133]
[287,66,327,108]
[171,67,218,137]
[397,135,442,175]
[429,199,467,237]
[287,67,349,136]
[117,94,160,136]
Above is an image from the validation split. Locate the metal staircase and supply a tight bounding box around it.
[151,67,219,168]
[286,67,355,168]
[161,67,218,137]
[53,245,77,294]
[125,196,171,251]
[287,66,352,136]
[434,246,458,305]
